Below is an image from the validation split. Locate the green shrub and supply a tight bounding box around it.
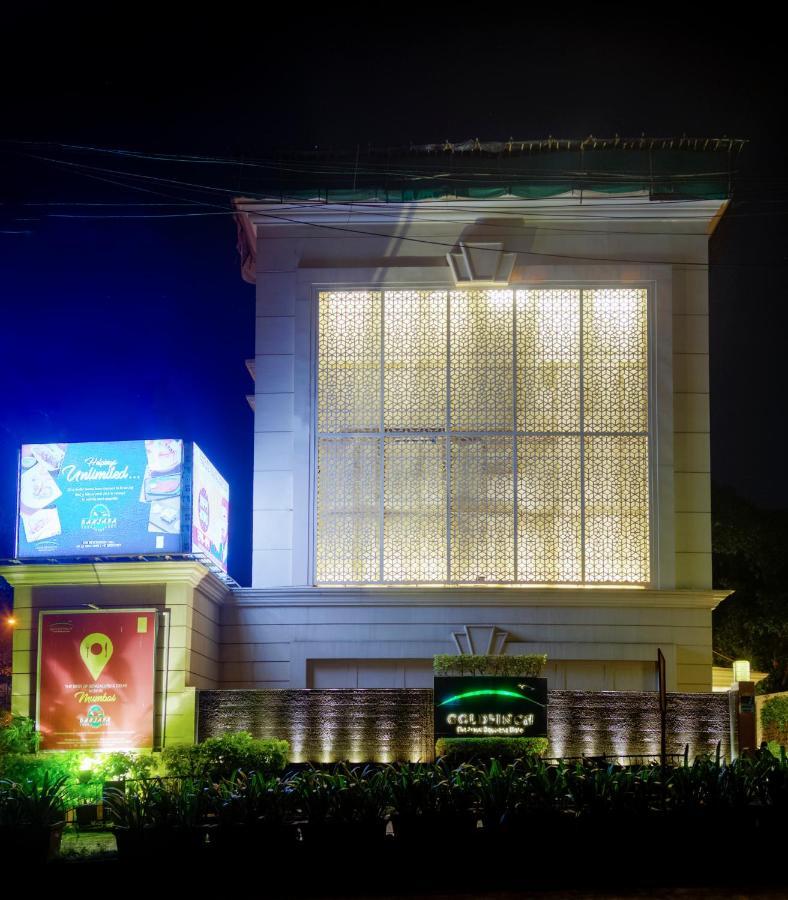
[433,654,547,677]
[92,751,158,782]
[0,751,101,806]
[162,732,289,780]
[761,695,788,746]
[0,748,158,808]
[0,714,40,754]
[435,737,549,763]
[0,750,79,785]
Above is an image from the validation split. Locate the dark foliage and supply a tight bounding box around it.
[712,484,788,691]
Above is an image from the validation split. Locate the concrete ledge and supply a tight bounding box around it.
[226,586,730,610]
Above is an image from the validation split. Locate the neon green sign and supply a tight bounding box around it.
[438,688,545,708]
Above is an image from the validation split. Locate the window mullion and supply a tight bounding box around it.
[512,290,519,583]
[379,291,385,583]
[579,288,586,584]
[445,289,452,583]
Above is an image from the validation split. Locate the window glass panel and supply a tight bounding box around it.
[318,291,381,432]
[384,290,447,432]
[584,435,650,582]
[517,436,582,582]
[383,437,447,582]
[583,288,648,432]
[450,436,514,582]
[450,289,513,431]
[316,437,380,582]
[517,289,580,432]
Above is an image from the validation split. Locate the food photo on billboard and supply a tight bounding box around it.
[16,439,185,558]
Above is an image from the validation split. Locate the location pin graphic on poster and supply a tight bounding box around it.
[80,633,114,681]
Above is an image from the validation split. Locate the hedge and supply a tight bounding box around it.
[761,695,788,746]
[433,654,547,677]
[435,737,549,763]
[162,732,289,779]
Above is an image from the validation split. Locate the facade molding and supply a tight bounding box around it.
[0,562,230,606]
[226,585,730,610]
[237,197,728,231]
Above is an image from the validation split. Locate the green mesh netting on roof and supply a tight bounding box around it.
[244,141,740,202]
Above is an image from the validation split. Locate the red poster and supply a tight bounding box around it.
[37,609,157,751]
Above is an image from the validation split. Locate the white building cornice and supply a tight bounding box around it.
[234,196,728,228]
[0,561,230,605]
[227,585,731,611]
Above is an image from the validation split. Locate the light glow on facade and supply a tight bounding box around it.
[316,287,650,585]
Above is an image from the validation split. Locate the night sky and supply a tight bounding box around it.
[2,9,786,587]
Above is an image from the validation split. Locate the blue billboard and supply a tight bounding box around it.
[16,440,228,567]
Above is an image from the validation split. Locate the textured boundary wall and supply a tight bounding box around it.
[547,690,730,760]
[198,689,730,762]
[198,689,434,762]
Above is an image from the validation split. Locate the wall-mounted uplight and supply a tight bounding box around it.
[732,659,751,683]
[5,616,16,627]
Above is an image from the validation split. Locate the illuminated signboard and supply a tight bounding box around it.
[434,676,548,740]
[37,609,157,751]
[191,443,230,573]
[16,440,230,572]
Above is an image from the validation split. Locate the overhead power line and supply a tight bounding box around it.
[18,152,784,225]
[4,149,785,270]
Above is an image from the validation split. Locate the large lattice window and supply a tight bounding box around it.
[316,288,650,584]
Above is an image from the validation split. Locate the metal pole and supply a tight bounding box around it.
[657,648,667,767]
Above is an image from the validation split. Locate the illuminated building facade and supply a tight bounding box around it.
[2,141,739,739]
[229,139,737,693]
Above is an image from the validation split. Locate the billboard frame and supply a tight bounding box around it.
[36,607,159,752]
[15,440,230,577]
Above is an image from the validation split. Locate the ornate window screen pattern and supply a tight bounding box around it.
[315,288,650,584]
[583,289,649,433]
[517,436,582,582]
[450,436,515,582]
[517,289,580,432]
[318,291,381,433]
[316,438,380,582]
[383,437,447,582]
[584,436,650,582]
[384,291,447,432]
[450,290,513,432]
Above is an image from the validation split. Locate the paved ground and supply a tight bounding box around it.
[54,832,786,897]
[357,888,788,900]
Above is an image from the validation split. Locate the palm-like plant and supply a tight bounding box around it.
[0,771,68,826]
